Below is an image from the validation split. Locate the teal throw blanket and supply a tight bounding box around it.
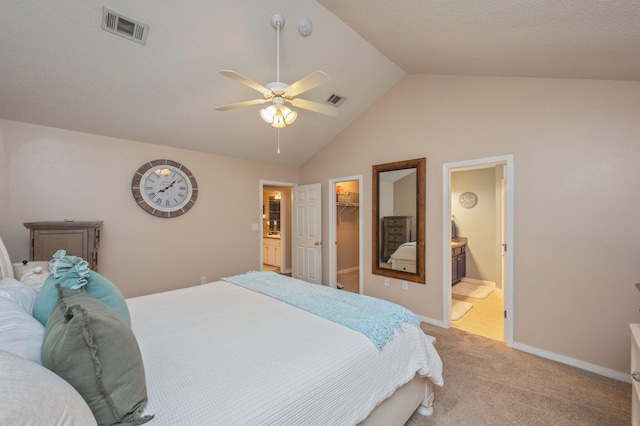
[221,271,419,349]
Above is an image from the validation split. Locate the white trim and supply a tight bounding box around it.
[513,342,630,383]
[259,180,296,270]
[443,155,514,347]
[329,176,363,293]
[460,277,495,287]
[416,314,447,329]
[337,266,359,275]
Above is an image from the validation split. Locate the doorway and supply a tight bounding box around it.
[260,181,295,275]
[443,155,514,347]
[329,176,363,293]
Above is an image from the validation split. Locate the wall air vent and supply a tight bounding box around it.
[102,7,149,45]
[325,93,347,107]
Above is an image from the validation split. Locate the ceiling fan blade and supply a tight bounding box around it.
[219,70,271,96]
[285,71,330,97]
[215,98,270,111]
[290,98,339,116]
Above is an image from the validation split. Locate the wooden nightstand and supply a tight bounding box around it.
[24,221,103,271]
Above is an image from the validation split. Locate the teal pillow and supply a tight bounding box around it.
[42,286,153,426]
[33,269,131,327]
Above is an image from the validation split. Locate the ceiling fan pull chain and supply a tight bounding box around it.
[277,129,281,154]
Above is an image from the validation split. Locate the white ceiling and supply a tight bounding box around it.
[1,1,638,166]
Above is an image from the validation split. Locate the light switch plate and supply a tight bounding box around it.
[251,223,259,230]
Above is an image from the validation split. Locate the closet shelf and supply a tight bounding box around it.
[337,202,359,215]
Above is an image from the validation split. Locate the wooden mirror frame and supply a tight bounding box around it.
[372,158,426,284]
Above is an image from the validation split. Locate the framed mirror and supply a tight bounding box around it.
[372,158,426,284]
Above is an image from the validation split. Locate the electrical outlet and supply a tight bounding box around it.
[402,281,408,291]
[384,277,390,286]
[200,276,207,285]
[251,223,259,231]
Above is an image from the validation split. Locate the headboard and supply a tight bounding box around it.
[0,235,14,280]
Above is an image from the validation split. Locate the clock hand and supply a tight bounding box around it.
[158,180,178,193]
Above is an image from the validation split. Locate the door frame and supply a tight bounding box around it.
[328,176,364,292]
[259,180,296,271]
[442,155,514,347]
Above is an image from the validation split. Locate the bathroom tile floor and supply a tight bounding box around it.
[452,289,504,342]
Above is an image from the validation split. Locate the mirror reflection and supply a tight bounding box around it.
[372,158,425,284]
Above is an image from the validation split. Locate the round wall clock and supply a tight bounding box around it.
[131,159,198,218]
[459,192,478,209]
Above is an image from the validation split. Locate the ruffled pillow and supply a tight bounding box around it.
[33,250,131,327]
[42,286,153,426]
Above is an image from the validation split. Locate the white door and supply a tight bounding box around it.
[292,183,322,284]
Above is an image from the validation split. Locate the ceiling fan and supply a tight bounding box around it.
[215,14,338,128]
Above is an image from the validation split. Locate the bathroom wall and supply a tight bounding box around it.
[451,167,499,286]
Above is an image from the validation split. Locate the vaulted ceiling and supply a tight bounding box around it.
[1,1,638,166]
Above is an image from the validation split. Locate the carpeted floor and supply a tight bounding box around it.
[404,324,631,425]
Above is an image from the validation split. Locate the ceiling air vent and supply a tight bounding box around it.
[102,7,149,45]
[325,93,347,107]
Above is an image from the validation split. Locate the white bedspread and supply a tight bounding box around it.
[127,281,443,425]
[389,244,416,262]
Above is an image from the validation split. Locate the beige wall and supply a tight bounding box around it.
[452,167,498,284]
[0,119,298,297]
[3,73,640,375]
[299,74,640,375]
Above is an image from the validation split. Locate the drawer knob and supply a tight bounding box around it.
[632,372,640,382]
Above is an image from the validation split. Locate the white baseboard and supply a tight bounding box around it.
[337,266,359,274]
[461,277,495,287]
[460,278,503,294]
[417,314,446,328]
[512,342,630,383]
[417,318,629,383]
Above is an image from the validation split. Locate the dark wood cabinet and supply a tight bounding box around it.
[381,216,412,262]
[24,221,102,271]
[451,244,466,285]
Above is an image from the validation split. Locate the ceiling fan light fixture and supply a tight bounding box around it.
[271,110,286,128]
[260,105,277,124]
[281,106,297,125]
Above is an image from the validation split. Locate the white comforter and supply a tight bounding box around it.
[389,244,416,262]
[127,281,443,425]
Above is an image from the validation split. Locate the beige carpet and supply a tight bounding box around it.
[452,282,494,299]
[451,300,473,321]
[404,324,631,425]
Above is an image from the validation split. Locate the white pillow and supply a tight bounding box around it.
[0,277,38,313]
[0,350,98,426]
[0,297,45,364]
[19,266,50,292]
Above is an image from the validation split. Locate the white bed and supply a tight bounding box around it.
[388,242,417,273]
[0,235,443,425]
[127,279,442,425]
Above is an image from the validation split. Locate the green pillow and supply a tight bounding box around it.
[34,270,131,327]
[41,285,153,426]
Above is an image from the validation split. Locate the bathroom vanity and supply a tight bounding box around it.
[263,235,282,269]
[451,238,467,285]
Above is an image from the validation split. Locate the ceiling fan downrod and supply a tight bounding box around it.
[271,14,284,83]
